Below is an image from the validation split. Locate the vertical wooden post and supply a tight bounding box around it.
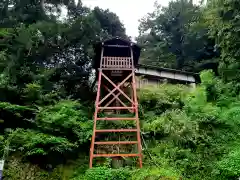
[130,46,143,168]
[90,42,104,168]
[89,70,102,168]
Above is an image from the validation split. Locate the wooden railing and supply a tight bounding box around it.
[101,56,133,69]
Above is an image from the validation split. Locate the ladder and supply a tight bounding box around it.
[89,69,143,168]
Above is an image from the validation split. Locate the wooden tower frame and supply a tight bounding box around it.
[89,38,142,168]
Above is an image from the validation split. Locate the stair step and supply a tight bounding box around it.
[98,107,135,110]
[93,154,140,157]
[95,129,138,133]
[95,141,138,145]
[96,117,136,121]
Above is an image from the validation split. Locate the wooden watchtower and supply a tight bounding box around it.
[89,37,142,168]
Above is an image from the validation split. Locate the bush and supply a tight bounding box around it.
[4,69,240,180]
[0,102,36,130]
[138,84,187,116]
[4,157,61,180]
[82,167,131,180]
[0,135,4,156]
[217,144,240,178]
[10,129,77,158]
[84,167,113,180]
[83,167,181,180]
[138,70,240,179]
[131,167,181,180]
[112,168,131,180]
[0,102,35,118]
[36,100,93,143]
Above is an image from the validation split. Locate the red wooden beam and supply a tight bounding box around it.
[93,154,140,157]
[131,46,143,168]
[95,129,138,133]
[94,141,138,145]
[90,70,103,168]
[96,117,136,121]
[98,107,134,110]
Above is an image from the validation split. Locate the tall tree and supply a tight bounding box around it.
[0,0,127,131]
[205,0,240,81]
[92,7,127,39]
[137,0,218,71]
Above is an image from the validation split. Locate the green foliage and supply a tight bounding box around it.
[131,167,181,180]
[23,83,42,104]
[81,167,181,180]
[2,0,240,179]
[36,100,92,143]
[138,70,240,179]
[0,102,34,113]
[217,144,240,178]
[92,7,127,39]
[139,84,187,116]
[11,129,77,157]
[4,157,62,180]
[112,168,132,180]
[83,167,180,180]
[137,0,218,71]
[84,167,114,180]
[143,109,197,143]
[0,102,36,125]
[184,86,221,125]
[0,0,126,173]
[0,135,4,156]
[205,0,240,81]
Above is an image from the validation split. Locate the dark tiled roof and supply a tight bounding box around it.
[136,64,201,83]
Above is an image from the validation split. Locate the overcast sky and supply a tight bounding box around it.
[81,0,201,39]
[82,0,171,39]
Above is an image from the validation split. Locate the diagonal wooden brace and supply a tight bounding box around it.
[103,91,121,109]
[103,85,133,113]
[98,73,133,106]
[100,83,132,113]
[101,73,134,105]
[104,86,126,107]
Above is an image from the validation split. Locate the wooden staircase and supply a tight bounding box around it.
[89,69,142,168]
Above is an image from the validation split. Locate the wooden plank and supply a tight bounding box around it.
[95,129,138,132]
[93,154,140,157]
[95,141,138,145]
[100,68,132,70]
[96,117,136,120]
[100,56,133,69]
[98,107,135,110]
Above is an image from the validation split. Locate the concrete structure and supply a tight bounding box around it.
[135,64,200,88]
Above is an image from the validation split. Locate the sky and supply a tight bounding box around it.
[81,0,201,39]
[81,0,171,39]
